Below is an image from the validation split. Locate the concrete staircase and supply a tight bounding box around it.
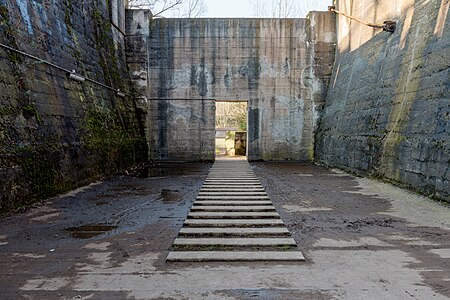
[166,159,305,262]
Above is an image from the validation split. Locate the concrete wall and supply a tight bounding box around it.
[126,14,336,161]
[316,0,450,200]
[0,0,147,213]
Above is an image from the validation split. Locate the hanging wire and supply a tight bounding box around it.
[328,6,396,33]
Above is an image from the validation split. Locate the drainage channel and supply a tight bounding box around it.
[166,159,305,262]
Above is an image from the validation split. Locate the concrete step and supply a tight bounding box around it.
[201,186,264,189]
[179,227,290,236]
[205,179,260,182]
[198,192,267,196]
[209,170,254,172]
[184,219,285,227]
[166,251,305,262]
[202,185,264,189]
[197,196,270,200]
[208,173,254,176]
[188,212,280,219]
[193,200,272,206]
[191,205,276,212]
[199,187,265,193]
[202,183,263,186]
[206,178,258,180]
[173,237,297,246]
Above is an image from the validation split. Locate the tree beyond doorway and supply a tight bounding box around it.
[215,101,248,157]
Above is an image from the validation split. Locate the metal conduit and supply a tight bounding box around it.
[0,42,126,96]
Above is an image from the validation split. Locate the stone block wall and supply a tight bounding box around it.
[126,15,336,161]
[316,0,450,200]
[0,0,147,213]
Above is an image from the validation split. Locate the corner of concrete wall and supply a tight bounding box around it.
[307,11,337,155]
[125,9,151,99]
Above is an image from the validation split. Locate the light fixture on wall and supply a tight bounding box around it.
[0,43,128,94]
[68,70,86,83]
[328,6,396,33]
[116,89,126,98]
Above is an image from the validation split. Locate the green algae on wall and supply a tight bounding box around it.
[0,0,147,215]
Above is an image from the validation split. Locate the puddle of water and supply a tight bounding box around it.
[66,225,118,239]
[159,189,181,202]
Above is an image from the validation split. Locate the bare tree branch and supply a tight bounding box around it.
[126,0,184,18]
[185,0,207,18]
[251,0,267,17]
[271,0,297,18]
[127,0,206,18]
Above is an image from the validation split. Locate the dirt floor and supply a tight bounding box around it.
[0,161,449,299]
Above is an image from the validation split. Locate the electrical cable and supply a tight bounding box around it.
[0,42,126,95]
[328,6,396,33]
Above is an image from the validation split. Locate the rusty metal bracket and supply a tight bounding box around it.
[328,6,396,33]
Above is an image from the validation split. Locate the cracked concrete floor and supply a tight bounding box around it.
[0,162,449,300]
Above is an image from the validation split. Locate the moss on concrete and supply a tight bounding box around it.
[83,107,141,175]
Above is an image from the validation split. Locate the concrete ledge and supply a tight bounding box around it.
[193,200,273,206]
[173,237,297,246]
[207,175,257,177]
[191,205,276,212]
[205,179,260,182]
[199,188,266,192]
[179,227,289,235]
[198,192,268,196]
[188,212,280,219]
[201,185,264,188]
[197,196,270,200]
[202,183,263,186]
[184,219,285,227]
[166,251,305,261]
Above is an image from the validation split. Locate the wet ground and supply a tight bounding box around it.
[0,161,449,299]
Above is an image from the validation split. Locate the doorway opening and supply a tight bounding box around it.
[215,101,248,158]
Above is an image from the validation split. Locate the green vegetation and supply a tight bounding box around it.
[0,144,72,215]
[0,105,19,116]
[91,3,123,89]
[64,0,73,35]
[83,107,141,175]
[0,5,8,26]
[21,104,41,124]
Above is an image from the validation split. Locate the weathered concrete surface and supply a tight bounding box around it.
[126,14,336,161]
[316,0,450,201]
[178,227,289,236]
[0,0,147,214]
[166,251,305,262]
[0,162,449,299]
[173,237,297,246]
